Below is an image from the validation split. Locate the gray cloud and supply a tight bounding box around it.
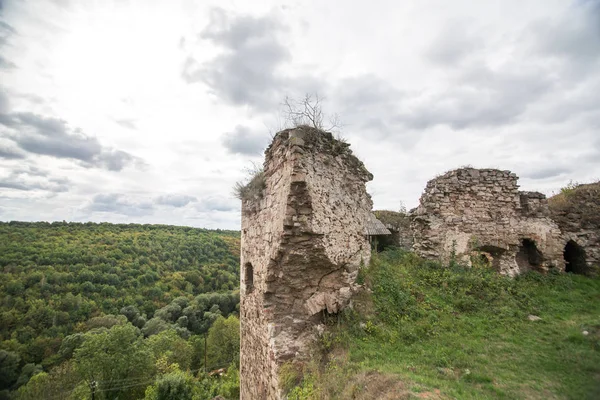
[331,75,421,147]
[333,75,406,135]
[195,196,238,212]
[529,2,600,65]
[14,92,46,104]
[0,140,25,159]
[333,4,598,134]
[49,0,71,9]
[99,149,136,171]
[425,21,482,66]
[221,125,267,156]
[0,111,140,170]
[400,65,554,130]
[0,88,8,113]
[84,193,154,216]
[406,2,600,130]
[155,194,197,207]
[12,165,49,176]
[0,167,70,192]
[0,55,15,69]
[0,20,17,47]
[0,20,16,69]
[0,179,68,192]
[335,75,402,112]
[521,166,572,180]
[182,8,290,111]
[13,113,103,158]
[335,27,579,134]
[115,119,136,130]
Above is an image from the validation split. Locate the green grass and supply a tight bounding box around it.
[292,249,600,399]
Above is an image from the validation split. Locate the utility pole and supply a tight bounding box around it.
[89,380,97,400]
[204,333,207,373]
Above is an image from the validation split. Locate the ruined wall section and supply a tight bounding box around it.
[240,134,294,399]
[241,127,373,400]
[549,182,600,273]
[411,168,563,275]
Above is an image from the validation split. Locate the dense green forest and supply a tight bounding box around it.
[0,222,242,399]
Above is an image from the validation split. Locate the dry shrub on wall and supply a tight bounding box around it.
[233,164,266,202]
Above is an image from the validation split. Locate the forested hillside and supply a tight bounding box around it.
[0,222,241,399]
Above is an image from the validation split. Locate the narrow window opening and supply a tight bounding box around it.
[564,240,588,275]
[244,262,254,293]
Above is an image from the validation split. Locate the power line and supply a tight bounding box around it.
[90,362,235,395]
[44,361,236,399]
[45,383,85,400]
[92,359,235,385]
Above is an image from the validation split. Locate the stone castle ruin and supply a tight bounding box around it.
[410,168,564,276]
[239,131,599,398]
[240,127,373,399]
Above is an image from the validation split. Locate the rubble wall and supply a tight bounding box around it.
[411,168,564,276]
[240,126,373,399]
[549,182,600,274]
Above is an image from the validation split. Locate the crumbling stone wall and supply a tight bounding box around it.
[411,168,564,276]
[240,126,373,399]
[549,182,600,275]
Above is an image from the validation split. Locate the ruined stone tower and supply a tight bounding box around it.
[411,168,564,276]
[240,126,373,399]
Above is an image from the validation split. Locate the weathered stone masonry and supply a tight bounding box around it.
[549,182,600,275]
[411,168,564,276]
[240,127,373,399]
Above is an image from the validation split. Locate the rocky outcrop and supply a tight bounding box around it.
[549,182,600,275]
[240,126,373,399]
[411,168,564,276]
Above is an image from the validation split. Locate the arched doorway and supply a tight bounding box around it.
[564,240,588,275]
[515,239,543,272]
[473,245,506,271]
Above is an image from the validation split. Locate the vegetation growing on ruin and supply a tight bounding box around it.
[233,164,266,202]
[0,222,241,399]
[284,249,600,399]
[282,94,341,133]
[549,180,600,212]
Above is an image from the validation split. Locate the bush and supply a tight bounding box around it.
[144,370,194,400]
[233,166,266,202]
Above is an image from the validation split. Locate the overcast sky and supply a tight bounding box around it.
[0,0,599,229]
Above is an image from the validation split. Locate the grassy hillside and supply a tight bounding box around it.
[0,222,241,399]
[285,249,600,399]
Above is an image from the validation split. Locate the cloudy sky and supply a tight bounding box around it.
[0,0,599,229]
